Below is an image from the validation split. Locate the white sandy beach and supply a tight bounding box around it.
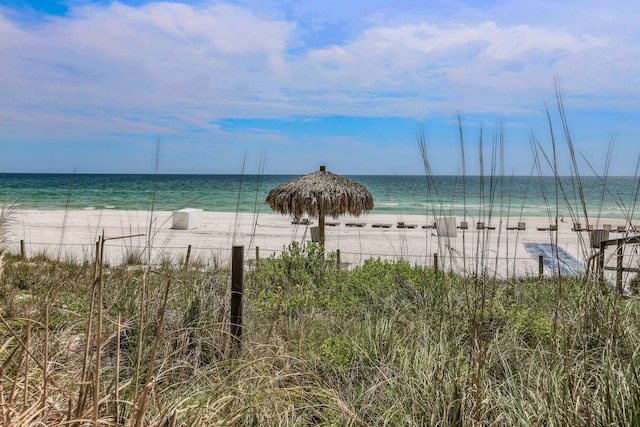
[6,209,639,281]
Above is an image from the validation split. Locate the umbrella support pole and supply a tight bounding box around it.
[319,210,325,247]
[231,245,244,350]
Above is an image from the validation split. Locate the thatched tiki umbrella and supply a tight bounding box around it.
[266,166,374,246]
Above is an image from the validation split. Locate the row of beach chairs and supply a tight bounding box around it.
[292,218,339,226]
[349,221,510,230]
[308,221,522,230]
[297,219,635,233]
[571,223,632,233]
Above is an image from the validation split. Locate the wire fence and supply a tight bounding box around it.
[9,236,639,289]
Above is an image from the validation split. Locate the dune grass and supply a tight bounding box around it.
[1,237,640,426]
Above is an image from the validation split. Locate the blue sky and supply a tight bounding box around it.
[0,0,639,175]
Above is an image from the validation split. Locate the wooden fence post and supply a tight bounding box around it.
[255,246,260,263]
[20,239,25,258]
[599,240,606,285]
[230,245,244,349]
[336,249,341,268]
[433,253,438,275]
[538,254,544,279]
[616,241,624,294]
[184,244,192,269]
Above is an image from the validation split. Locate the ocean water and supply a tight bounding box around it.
[0,173,638,220]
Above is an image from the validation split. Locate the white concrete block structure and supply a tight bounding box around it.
[172,208,203,230]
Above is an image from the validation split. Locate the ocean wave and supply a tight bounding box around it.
[3,174,638,219]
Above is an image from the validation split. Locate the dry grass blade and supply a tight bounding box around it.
[75,273,97,421]
[131,275,172,427]
[0,314,57,388]
[1,341,19,425]
[0,202,18,280]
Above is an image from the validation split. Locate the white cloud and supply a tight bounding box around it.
[0,0,639,141]
[0,12,31,48]
[0,1,301,137]
[62,2,294,74]
[301,20,608,93]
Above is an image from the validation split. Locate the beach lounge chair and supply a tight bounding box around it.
[292,217,312,225]
[345,222,366,227]
[603,224,612,232]
[616,225,627,233]
[397,222,417,229]
[458,221,469,230]
[326,221,340,227]
[372,223,392,228]
[422,223,436,229]
[477,222,495,230]
[572,222,583,232]
[537,224,557,231]
[507,222,526,231]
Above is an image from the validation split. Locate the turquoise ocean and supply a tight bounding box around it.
[1,174,638,220]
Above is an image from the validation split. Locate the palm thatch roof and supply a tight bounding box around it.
[265,167,373,219]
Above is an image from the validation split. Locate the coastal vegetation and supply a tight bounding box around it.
[1,236,640,425]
